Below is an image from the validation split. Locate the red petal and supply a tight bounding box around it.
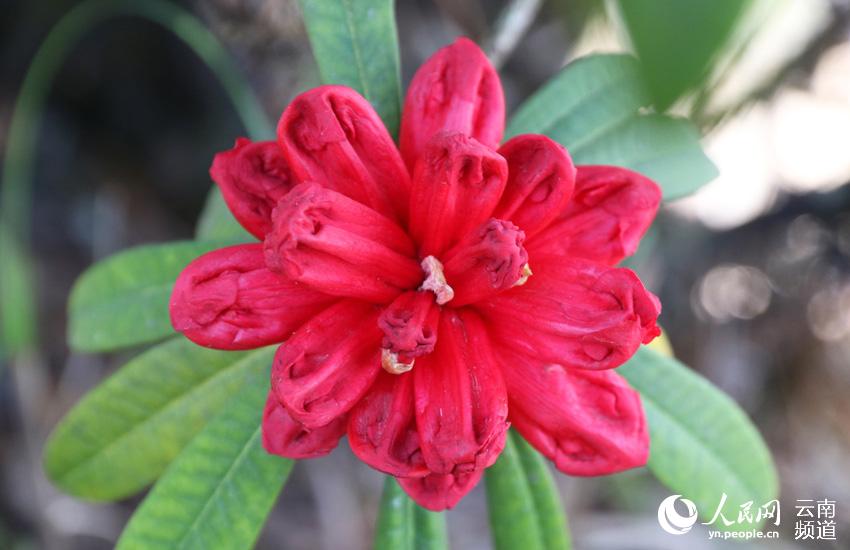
[414,310,508,475]
[278,85,410,222]
[400,37,504,170]
[528,165,661,265]
[169,244,334,350]
[442,218,529,306]
[494,134,575,238]
[409,132,508,256]
[264,183,421,303]
[347,371,429,478]
[271,300,382,428]
[497,348,649,476]
[262,392,346,459]
[397,469,484,511]
[378,291,440,360]
[209,138,295,239]
[479,255,661,370]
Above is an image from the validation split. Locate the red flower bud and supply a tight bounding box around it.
[442,218,530,306]
[409,133,508,256]
[262,392,346,459]
[401,37,504,170]
[264,183,422,303]
[210,138,295,239]
[397,469,484,511]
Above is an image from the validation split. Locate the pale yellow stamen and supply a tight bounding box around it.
[381,348,414,374]
[419,255,454,305]
[513,263,533,287]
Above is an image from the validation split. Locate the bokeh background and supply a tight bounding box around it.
[2,0,850,548]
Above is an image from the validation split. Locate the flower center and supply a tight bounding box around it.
[419,256,455,305]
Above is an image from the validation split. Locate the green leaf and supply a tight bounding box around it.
[44,340,275,501]
[506,54,718,200]
[196,189,254,243]
[485,434,545,550]
[374,477,448,550]
[67,240,222,352]
[619,347,778,530]
[616,0,750,110]
[116,365,291,550]
[512,433,571,550]
[0,228,36,354]
[298,0,402,136]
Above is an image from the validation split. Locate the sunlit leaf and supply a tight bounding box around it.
[116,366,290,549]
[619,347,778,530]
[44,341,274,501]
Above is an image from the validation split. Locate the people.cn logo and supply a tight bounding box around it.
[657,495,699,535]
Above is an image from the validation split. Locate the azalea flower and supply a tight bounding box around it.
[169,38,662,510]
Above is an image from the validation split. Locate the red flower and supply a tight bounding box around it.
[170,38,662,511]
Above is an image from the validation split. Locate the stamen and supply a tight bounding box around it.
[514,263,533,287]
[382,349,415,374]
[419,256,455,305]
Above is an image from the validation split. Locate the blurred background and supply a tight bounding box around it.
[2,0,850,548]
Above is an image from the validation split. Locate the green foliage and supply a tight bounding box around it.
[507,54,718,200]
[374,477,448,550]
[116,366,291,550]
[44,341,275,501]
[619,347,778,530]
[616,0,750,110]
[485,432,572,550]
[298,0,402,136]
[67,241,222,352]
[195,189,255,243]
[0,230,35,356]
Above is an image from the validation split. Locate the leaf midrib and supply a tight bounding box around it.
[176,426,263,548]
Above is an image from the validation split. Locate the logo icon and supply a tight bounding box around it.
[658,495,699,535]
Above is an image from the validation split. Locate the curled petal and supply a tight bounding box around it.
[397,469,484,511]
[400,37,504,170]
[409,133,508,256]
[442,218,529,306]
[414,310,509,475]
[479,256,661,370]
[272,300,382,428]
[348,371,429,478]
[378,291,440,364]
[497,348,649,476]
[528,165,661,265]
[262,392,346,459]
[170,244,334,350]
[278,85,410,221]
[494,134,575,238]
[210,138,295,239]
[264,183,421,303]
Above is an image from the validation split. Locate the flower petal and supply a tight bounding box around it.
[169,244,334,350]
[478,255,661,370]
[264,183,421,303]
[347,371,429,478]
[528,165,661,265]
[442,218,529,306]
[278,85,410,221]
[493,134,575,238]
[496,347,649,476]
[209,138,295,239]
[397,469,484,511]
[414,309,509,475]
[262,392,346,459]
[400,37,504,170]
[409,132,508,256]
[271,300,383,429]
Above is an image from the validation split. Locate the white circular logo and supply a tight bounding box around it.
[657,495,699,535]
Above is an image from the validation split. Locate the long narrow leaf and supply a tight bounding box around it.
[67,241,223,352]
[374,477,448,550]
[619,347,778,530]
[506,54,717,200]
[44,341,275,500]
[116,367,291,549]
[298,0,402,136]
